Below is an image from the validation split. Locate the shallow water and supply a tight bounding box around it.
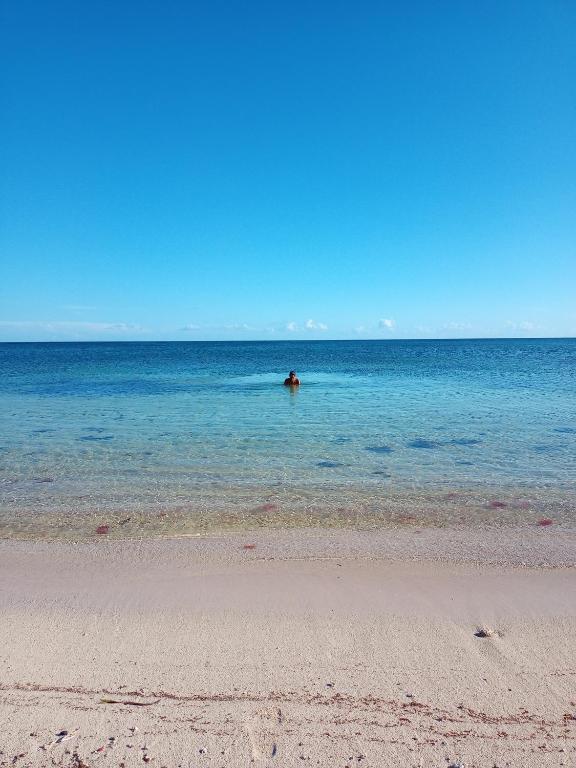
[1,339,575,539]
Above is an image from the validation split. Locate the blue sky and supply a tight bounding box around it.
[1,0,575,341]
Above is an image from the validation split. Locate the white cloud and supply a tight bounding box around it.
[180,322,253,332]
[518,321,536,332]
[378,318,396,330]
[103,323,142,331]
[506,320,539,333]
[305,319,328,331]
[0,321,142,332]
[442,322,472,331]
[286,321,298,332]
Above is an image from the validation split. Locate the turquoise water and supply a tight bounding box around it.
[1,339,575,538]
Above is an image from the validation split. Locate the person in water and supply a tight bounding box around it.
[284,370,300,386]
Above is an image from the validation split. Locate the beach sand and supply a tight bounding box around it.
[0,528,575,767]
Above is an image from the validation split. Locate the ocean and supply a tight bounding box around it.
[1,339,575,539]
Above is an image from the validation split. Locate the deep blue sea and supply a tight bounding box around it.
[1,339,575,539]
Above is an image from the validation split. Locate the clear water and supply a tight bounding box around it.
[1,339,575,539]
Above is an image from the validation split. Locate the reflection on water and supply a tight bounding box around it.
[287,384,300,400]
[0,339,575,539]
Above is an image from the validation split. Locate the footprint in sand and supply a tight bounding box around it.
[244,707,283,762]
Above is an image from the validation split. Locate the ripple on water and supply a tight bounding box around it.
[407,439,439,449]
[1,339,576,541]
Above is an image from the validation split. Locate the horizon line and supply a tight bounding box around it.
[0,336,574,344]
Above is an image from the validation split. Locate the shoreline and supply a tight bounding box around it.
[1,522,575,567]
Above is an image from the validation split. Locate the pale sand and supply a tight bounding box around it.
[0,528,575,767]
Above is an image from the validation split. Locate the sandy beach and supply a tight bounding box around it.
[1,528,575,767]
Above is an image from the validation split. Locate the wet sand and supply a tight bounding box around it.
[0,529,575,766]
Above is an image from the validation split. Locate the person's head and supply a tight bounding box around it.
[288,370,297,379]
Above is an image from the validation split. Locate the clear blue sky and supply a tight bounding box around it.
[1,0,575,341]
